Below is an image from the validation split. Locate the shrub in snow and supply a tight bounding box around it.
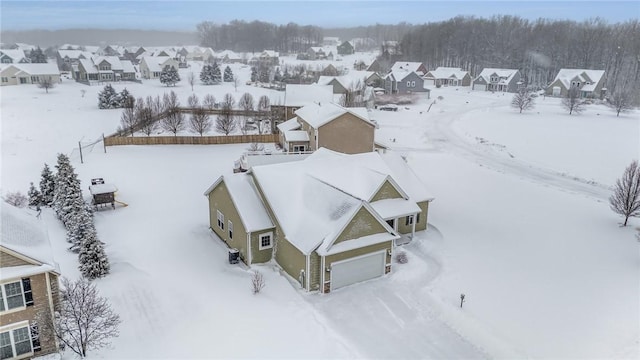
[251,270,266,294]
[247,143,265,152]
[395,251,408,264]
[609,160,640,226]
[3,191,28,208]
[511,89,535,113]
[37,278,120,358]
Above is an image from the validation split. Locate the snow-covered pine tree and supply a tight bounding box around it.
[250,66,258,82]
[39,163,55,206]
[258,65,270,83]
[200,64,212,85]
[160,65,180,86]
[223,66,234,82]
[119,88,134,108]
[109,91,123,109]
[52,154,82,227]
[27,182,43,208]
[98,84,117,109]
[78,228,110,280]
[273,67,282,83]
[211,63,222,84]
[66,200,95,253]
[28,47,47,63]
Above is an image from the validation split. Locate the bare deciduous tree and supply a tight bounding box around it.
[187,93,199,109]
[233,75,240,92]
[187,72,196,92]
[37,278,121,358]
[562,86,585,115]
[511,89,536,113]
[247,142,265,152]
[251,270,266,294]
[238,93,255,135]
[189,107,212,136]
[138,99,156,136]
[256,95,271,134]
[216,93,236,135]
[340,79,365,107]
[3,191,28,207]
[608,83,637,117]
[203,94,216,110]
[162,91,185,136]
[38,78,55,93]
[610,160,640,226]
[120,105,138,137]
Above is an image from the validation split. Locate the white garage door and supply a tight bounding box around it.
[474,84,487,91]
[331,251,386,290]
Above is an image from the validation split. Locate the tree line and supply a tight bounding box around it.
[399,16,640,93]
[197,20,323,53]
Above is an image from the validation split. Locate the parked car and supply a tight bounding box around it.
[378,104,398,111]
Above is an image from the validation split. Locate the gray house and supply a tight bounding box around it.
[472,68,522,92]
[384,70,429,96]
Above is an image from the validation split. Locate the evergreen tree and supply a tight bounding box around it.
[39,163,55,206]
[211,62,222,84]
[98,84,117,109]
[258,65,270,83]
[273,67,282,82]
[78,228,110,280]
[28,46,47,63]
[160,65,180,86]
[27,182,43,207]
[250,66,258,82]
[119,88,134,108]
[223,66,234,82]
[52,154,82,227]
[200,64,214,85]
[66,200,95,253]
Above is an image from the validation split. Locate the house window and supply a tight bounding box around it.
[411,81,416,87]
[259,232,273,250]
[19,78,27,84]
[490,76,498,83]
[228,221,233,239]
[1,77,7,83]
[405,215,415,226]
[99,65,110,71]
[292,145,306,152]
[216,210,224,230]
[30,76,39,83]
[406,81,411,87]
[0,325,33,359]
[0,281,25,312]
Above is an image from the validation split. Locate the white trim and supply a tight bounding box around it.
[228,220,233,239]
[329,249,387,291]
[44,272,59,350]
[0,280,26,315]
[258,232,273,250]
[0,320,33,359]
[305,254,310,291]
[246,233,252,264]
[216,210,224,230]
[320,255,326,293]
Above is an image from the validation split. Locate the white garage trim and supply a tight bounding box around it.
[330,250,387,291]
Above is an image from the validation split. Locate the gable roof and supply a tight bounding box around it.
[1,204,58,271]
[426,67,469,80]
[475,68,520,84]
[94,56,124,71]
[551,68,605,89]
[141,56,172,72]
[294,102,373,129]
[317,70,376,90]
[4,63,60,76]
[0,49,27,63]
[58,49,93,60]
[249,148,431,255]
[203,175,274,232]
[284,84,334,107]
[391,62,425,76]
[277,117,302,133]
[79,58,98,74]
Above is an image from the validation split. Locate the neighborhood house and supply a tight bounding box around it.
[472,68,523,92]
[545,68,606,98]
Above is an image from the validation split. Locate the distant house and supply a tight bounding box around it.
[277,102,376,154]
[423,67,471,87]
[366,59,386,74]
[381,41,401,57]
[1,63,60,86]
[0,203,61,358]
[354,60,368,71]
[204,148,434,293]
[316,71,379,108]
[337,41,355,55]
[0,49,29,64]
[472,68,522,92]
[259,50,279,66]
[77,56,137,82]
[307,47,334,61]
[384,67,430,96]
[139,56,179,79]
[545,69,606,99]
[390,62,427,76]
[56,49,93,73]
[98,45,123,57]
[323,36,341,46]
[217,50,243,64]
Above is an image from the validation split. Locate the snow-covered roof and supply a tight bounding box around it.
[141,56,172,72]
[261,50,279,58]
[89,183,118,195]
[284,84,334,107]
[58,49,92,60]
[295,102,373,129]
[218,50,241,60]
[250,148,431,255]
[370,198,421,219]
[284,130,309,142]
[317,71,376,90]
[1,203,58,273]
[475,68,519,84]
[580,83,597,92]
[391,62,425,76]
[276,117,301,132]
[426,67,469,80]
[204,175,274,232]
[79,58,98,74]
[84,46,100,54]
[94,56,124,71]
[0,49,27,62]
[5,63,60,76]
[317,231,398,256]
[552,69,605,89]
[121,60,136,73]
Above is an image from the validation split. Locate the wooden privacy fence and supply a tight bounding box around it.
[104,134,279,146]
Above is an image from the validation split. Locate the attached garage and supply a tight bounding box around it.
[330,250,387,291]
[473,83,487,91]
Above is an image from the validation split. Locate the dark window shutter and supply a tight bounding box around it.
[417,213,420,224]
[30,322,41,352]
[22,278,34,306]
[405,216,410,226]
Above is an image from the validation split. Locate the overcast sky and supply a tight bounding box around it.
[1,1,638,31]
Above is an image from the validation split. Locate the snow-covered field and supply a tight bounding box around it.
[1,65,638,358]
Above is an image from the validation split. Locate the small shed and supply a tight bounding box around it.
[89,178,117,209]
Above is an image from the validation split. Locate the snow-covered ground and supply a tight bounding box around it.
[1,67,639,358]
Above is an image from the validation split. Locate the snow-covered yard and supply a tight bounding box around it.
[1,76,638,358]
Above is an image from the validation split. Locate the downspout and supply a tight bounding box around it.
[246,232,252,264]
[412,213,417,239]
[306,254,311,292]
[45,272,60,350]
[320,256,325,294]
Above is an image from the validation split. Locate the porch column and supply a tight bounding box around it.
[411,213,416,238]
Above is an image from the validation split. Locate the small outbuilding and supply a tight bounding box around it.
[89,178,117,209]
